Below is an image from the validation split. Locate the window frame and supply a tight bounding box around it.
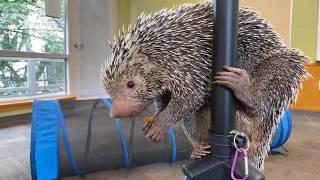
[0,0,70,102]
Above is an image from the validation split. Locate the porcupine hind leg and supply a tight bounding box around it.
[182,106,211,159]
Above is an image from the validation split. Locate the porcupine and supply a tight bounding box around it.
[101,1,309,171]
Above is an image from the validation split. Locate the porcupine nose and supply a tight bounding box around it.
[110,100,134,118]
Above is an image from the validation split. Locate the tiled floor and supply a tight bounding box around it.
[1,110,319,180]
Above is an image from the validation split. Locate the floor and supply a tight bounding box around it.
[263,110,320,180]
[0,124,31,180]
[0,110,319,180]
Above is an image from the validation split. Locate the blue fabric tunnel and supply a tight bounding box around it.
[29,98,186,179]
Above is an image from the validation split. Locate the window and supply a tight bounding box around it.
[0,0,68,101]
[0,57,66,99]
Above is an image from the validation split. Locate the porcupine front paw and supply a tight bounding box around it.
[190,142,211,159]
[142,118,166,144]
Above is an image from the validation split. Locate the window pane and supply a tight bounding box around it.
[0,59,28,98]
[0,0,65,54]
[35,59,66,95]
[0,57,66,99]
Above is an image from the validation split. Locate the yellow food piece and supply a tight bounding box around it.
[144,116,158,123]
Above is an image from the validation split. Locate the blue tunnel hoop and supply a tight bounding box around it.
[270,108,293,150]
[169,127,177,163]
[30,100,80,180]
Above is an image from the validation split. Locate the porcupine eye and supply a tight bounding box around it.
[127,81,135,88]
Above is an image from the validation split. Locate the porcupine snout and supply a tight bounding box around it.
[110,97,145,118]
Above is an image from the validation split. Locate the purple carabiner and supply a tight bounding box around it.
[231,148,249,180]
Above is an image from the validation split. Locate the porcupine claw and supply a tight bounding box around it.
[190,142,211,159]
[142,111,166,143]
[142,110,161,133]
[142,121,153,135]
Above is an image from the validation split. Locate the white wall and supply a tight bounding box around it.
[77,0,117,99]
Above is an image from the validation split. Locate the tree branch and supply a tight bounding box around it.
[51,18,64,29]
[1,29,63,43]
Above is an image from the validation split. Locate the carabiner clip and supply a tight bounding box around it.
[231,148,249,180]
[243,148,249,178]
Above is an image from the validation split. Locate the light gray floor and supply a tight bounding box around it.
[263,110,320,180]
[0,124,31,180]
[1,110,319,180]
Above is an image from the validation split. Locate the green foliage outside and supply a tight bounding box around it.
[0,0,66,98]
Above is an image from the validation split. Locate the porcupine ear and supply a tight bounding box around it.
[133,53,155,74]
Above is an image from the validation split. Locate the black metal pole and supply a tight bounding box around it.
[206,0,238,164]
[182,0,265,179]
[211,0,237,135]
[182,1,239,179]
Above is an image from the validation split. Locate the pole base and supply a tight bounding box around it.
[182,155,265,180]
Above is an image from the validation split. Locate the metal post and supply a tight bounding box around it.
[211,0,238,135]
[182,0,265,179]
